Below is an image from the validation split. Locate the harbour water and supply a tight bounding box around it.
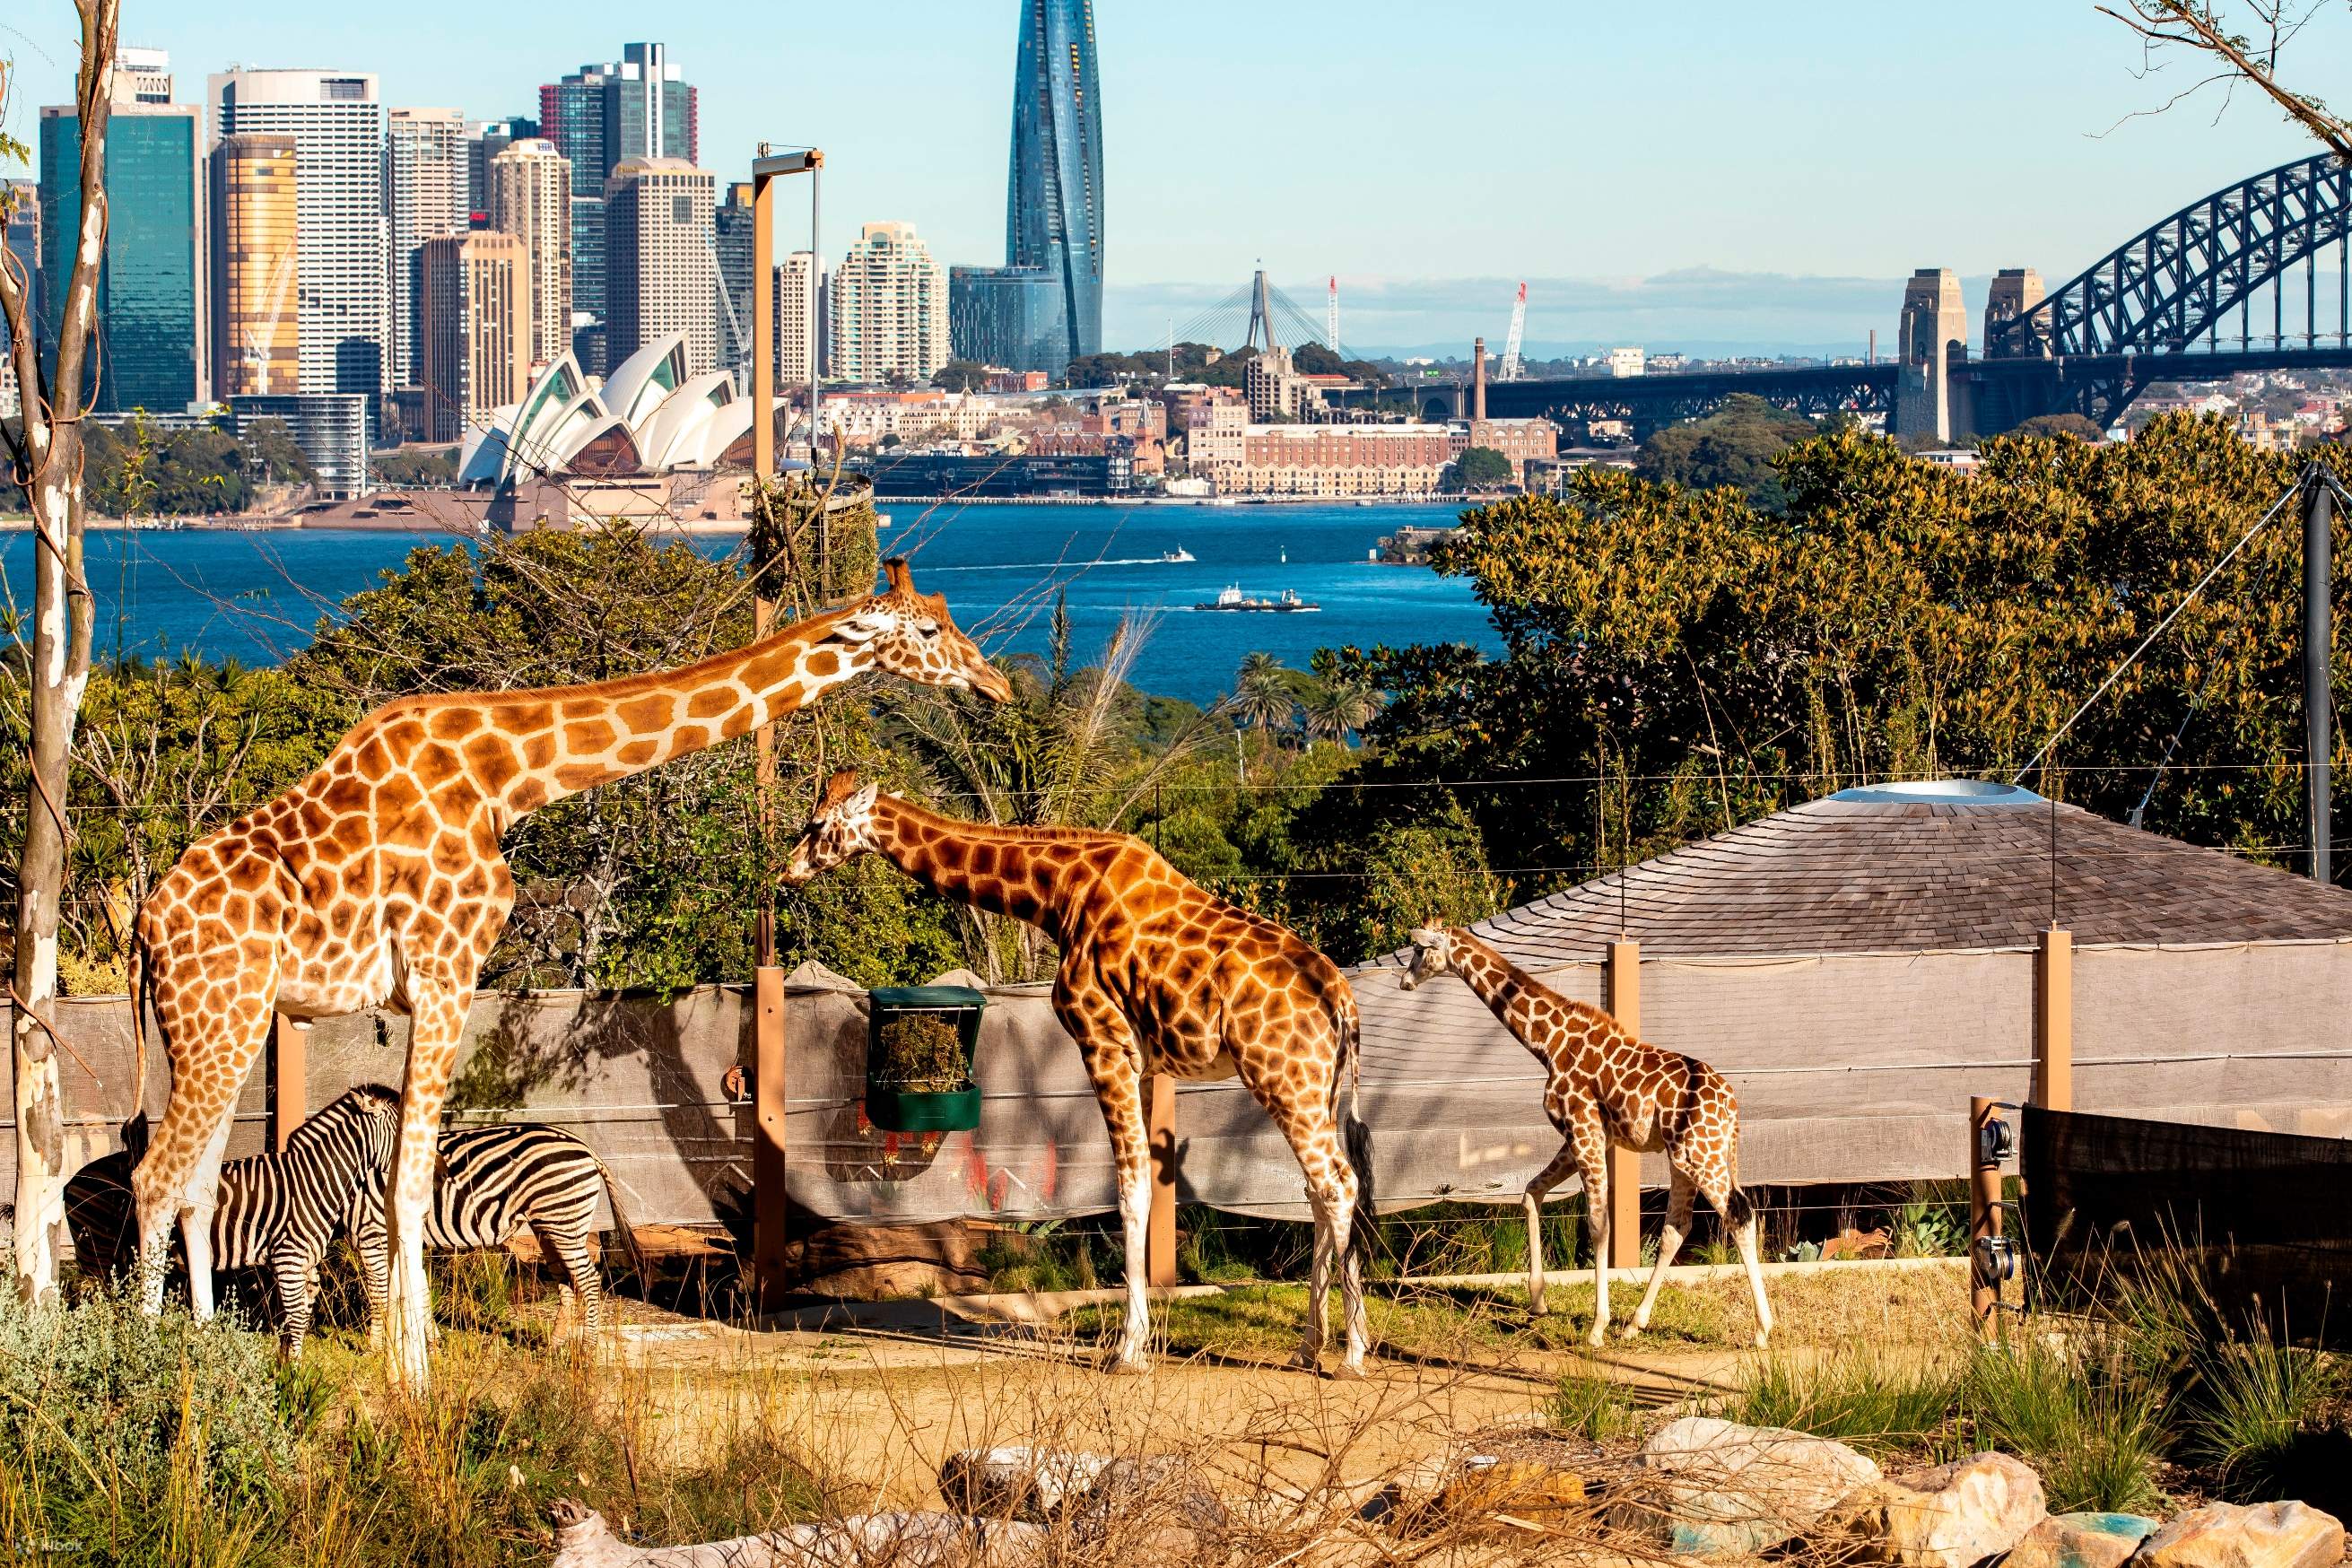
[2,501,1501,704]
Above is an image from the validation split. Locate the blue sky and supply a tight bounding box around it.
[5,2,2346,353]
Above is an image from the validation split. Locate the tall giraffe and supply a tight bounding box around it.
[1398,925,1772,1348]
[126,560,1010,1389]
[783,772,1372,1375]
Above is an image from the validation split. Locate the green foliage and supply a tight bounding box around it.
[372,445,459,488]
[2183,1324,2351,1508]
[3,415,321,514]
[1730,1347,1959,1457]
[2010,413,2107,443]
[1964,1334,2168,1512]
[1547,1374,1641,1442]
[1635,393,1822,508]
[1453,445,1515,490]
[931,359,994,393]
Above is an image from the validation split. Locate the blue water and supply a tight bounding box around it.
[1,501,1499,704]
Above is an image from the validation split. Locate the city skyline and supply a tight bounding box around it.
[4,4,2349,354]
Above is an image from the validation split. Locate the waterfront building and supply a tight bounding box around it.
[1006,0,1103,363]
[40,48,207,414]
[775,250,826,388]
[417,231,531,443]
[229,392,370,497]
[211,68,390,396]
[1459,415,1559,481]
[605,157,716,374]
[831,222,948,385]
[539,44,696,373]
[209,132,301,397]
[385,106,468,390]
[1607,346,1645,378]
[1244,344,1319,421]
[861,449,1129,498]
[948,264,1067,378]
[489,138,571,367]
[466,115,538,215]
[1198,419,1454,498]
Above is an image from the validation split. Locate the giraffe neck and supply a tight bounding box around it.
[488,608,871,815]
[1448,930,1567,1058]
[868,797,1089,941]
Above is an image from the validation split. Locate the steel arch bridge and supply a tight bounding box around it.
[1986,152,2352,359]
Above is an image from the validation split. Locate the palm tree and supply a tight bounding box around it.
[1304,676,1379,745]
[1233,651,1298,740]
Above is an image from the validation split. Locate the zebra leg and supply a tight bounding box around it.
[271,1241,314,1358]
[355,1214,390,1350]
[534,1221,589,1338]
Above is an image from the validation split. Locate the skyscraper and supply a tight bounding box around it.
[417,230,530,443]
[540,44,696,375]
[209,132,301,397]
[489,138,571,369]
[211,68,390,397]
[713,181,755,377]
[466,114,539,216]
[831,222,948,385]
[0,182,36,416]
[385,106,468,389]
[40,48,208,414]
[604,156,715,374]
[948,264,1065,375]
[1006,0,1103,368]
[775,250,825,388]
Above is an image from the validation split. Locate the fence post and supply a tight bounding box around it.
[270,1014,307,1152]
[1147,1073,1177,1287]
[2034,928,2073,1112]
[753,966,789,1312]
[1970,1094,2002,1332]
[1605,941,1642,1271]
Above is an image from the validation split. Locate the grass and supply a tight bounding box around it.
[1728,1348,1959,1457]
[1546,1374,1642,1442]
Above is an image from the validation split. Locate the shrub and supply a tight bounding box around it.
[1547,1375,1640,1443]
[1729,1347,1956,1456]
[1963,1335,2166,1513]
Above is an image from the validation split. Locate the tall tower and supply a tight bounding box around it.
[417,231,530,443]
[212,68,390,396]
[775,251,825,388]
[1006,0,1103,364]
[831,222,948,384]
[1983,267,2048,357]
[489,138,571,367]
[41,48,208,413]
[385,106,468,390]
[604,156,716,374]
[210,131,301,396]
[713,181,756,376]
[1895,267,1968,442]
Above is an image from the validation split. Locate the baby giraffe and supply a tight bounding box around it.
[1398,923,1772,1348]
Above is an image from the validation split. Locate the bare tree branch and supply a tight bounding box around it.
[2096,0,2352,158]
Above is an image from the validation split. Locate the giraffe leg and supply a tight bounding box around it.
[1573,1120,1613,1348]
[129,994,272,1317]
[1053,987,1153,1373]
[383,976,471,1392]
[180,1111,240,1320]
[1521,1137,1580,1318]
[1293,1128,1364,1378]
[1627,1163,1696,1337]
[1722,1184,1773,1348]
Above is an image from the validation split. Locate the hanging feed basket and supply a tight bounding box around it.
[864,986,988,1133]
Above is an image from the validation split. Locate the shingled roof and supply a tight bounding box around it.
[1446,780,2352,963]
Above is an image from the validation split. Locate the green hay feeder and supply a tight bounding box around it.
[864,986,988,1132]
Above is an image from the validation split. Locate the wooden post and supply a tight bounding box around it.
[2033,928,2073,1111]
[1146,1073,1177,1287]
[1605,941,1642,1270]
[1970,1095,2003,1332]
[270,1015,307,1152]
[752,967,789,1311]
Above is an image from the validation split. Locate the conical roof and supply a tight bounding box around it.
[1459,780,2352,962]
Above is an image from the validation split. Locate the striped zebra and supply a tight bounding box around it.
[65,1084,405,1356]
[336,1100,649,1343]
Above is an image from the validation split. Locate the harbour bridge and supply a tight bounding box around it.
[1428,152,2352,440]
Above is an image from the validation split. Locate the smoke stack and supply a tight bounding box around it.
[1472,336,1487,422]
[1868,328,1877,365]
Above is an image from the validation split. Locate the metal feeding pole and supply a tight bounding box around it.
[2304,462,2337,886]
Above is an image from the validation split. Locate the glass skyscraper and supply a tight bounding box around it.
[948,264,1067,376]
[1006,0,1103,368]
[39,94,205,414]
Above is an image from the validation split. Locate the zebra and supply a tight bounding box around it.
[65,1084,406,1356]
[335,1096,649,1343]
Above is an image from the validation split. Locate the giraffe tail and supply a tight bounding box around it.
[125,923,151,1158]
[1725,1187,1755,1229]
[1337,986,1374,1268]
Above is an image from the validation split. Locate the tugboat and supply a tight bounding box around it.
[1196,585,1320,613]
[1159,545,1197,562]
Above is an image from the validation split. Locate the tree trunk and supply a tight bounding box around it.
[1,6,113,1301]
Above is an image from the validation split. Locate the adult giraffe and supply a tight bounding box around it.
[127,560,1009,1389]
[782,771,1373,1376]
[1398,924,1772,1348]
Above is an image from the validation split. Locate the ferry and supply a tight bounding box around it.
[1159,545,1197,562]
[1196,585,1320,614]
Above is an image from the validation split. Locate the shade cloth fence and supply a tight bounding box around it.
[6,937,2351,1233]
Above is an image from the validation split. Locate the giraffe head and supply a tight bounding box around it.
[1397,921,1460,991]
[827,558,1013,702]
[781,770,884,885]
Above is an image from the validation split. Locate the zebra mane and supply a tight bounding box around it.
[282,1083,402,1154]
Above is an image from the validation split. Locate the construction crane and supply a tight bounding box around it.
[703,230,749,389]
[1327,276,1340,359]
[1500,282,1528,381]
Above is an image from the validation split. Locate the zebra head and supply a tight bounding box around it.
[284,1082,404,1178]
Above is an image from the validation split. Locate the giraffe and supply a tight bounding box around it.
[126,559,1011,1390]
[783,771,1373,1376]
[1397,924,1772,1349]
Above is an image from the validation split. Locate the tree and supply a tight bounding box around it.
[1455,447,1515,491]
[933,359,993,393]
[2011,413,2108,442]
[2099,2,2352,158]
[1302,649,1378,744]
[370,445,454,489]
[240,417,317,488]
[1233,650,1298,739]
[0,4,118,1301]
[1634,393,1819,508]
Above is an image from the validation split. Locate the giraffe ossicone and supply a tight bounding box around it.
[125,558,1006,1393]
[1400,921,1773,1349]
[786,770,1374,1376]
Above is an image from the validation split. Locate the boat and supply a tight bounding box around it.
[1196,585,1320,614]
[1159,545,1196,562]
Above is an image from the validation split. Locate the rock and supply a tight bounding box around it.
[1610,1416,1882,1555]
[2136,1502,2346,1568]
[2006,1511,2159,1568]
[549,1499,1045,1567]
[1832,1451,2045,1568]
